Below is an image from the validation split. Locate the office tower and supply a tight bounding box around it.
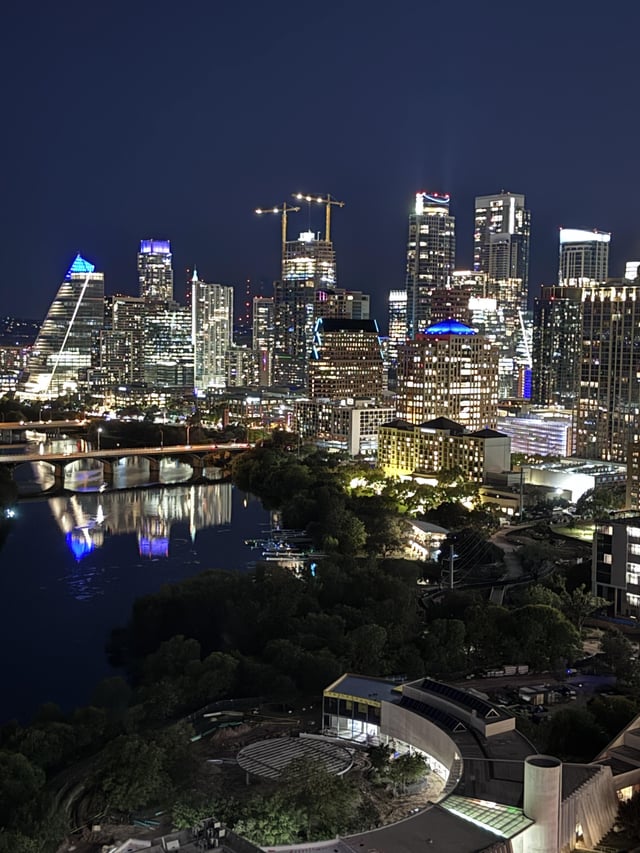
[22,254,105,398]
[396,319,498,430]
[532,285,583,407]
[405,192,455,337]
[252,296,274,386]
[308,318,384,399]
[138,239,174,301]
[100,295,145,385]
[575,282,640,462]
[142,302,193,389]
[559,229,610,285]
[474,192,531,289]
[192,272,234,393]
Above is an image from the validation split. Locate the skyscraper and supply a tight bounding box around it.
[308,318,384,399]
[273,230,339,387]
[559,229,610,285]
[396,319,499,430]
[252,296,275,387]
[474,192,531,398]
[21,254,104,398]
[532,285,583,407]
[575,281,640,462]
[405,192,455,337]
[138,239,174,301]
[192,272,234,393]
[142,302,193,390]
[100,294,145,385]
[474,192,531,289]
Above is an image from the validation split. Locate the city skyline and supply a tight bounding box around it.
[2,1,640,322]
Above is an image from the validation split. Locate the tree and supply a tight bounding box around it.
[386,752,429,794]
[589,695,639,739]
[601,630,636,681]
[281,758,361,840]
[94,735,170,811]
[513,604,580,671]
[235,794,304,846]
[0,751,46,827]
[558,583,607,633]
[544,708,608,762]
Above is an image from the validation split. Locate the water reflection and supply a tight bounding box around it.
[50,483,234,563]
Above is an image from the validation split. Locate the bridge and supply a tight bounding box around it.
[0,419,88,443]
[0,442,250,488]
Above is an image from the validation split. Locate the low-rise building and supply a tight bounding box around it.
[294,397,394,456]
[377,416,511,482]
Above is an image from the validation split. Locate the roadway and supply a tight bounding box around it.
[0,419,87,431]
[0,443,250,465]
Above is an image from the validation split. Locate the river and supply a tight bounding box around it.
[0,436,270,723]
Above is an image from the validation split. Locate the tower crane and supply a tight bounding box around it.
[292,192,345,243]
[254,202,301,250]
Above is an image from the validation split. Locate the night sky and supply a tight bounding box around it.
[2,0,640,326]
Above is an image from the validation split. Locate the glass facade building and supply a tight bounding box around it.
[22,254,105,398]
[138,239,174,301]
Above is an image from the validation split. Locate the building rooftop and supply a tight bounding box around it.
[422,318,477,336]
[316,317,379,333]
[471,427,509,438]
[324,673,402,704]
[420,416,466,433]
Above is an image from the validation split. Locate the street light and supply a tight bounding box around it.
[159,428,164,449]
[97,427,102,451]
[185,424,191,446]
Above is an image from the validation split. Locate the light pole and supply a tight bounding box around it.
[159,428,164,449]
[97,427,102,451]
[185,424,191,446]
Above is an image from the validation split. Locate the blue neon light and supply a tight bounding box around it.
[65,254,96,279]
[139,239,171,255]
[423,319,476,336]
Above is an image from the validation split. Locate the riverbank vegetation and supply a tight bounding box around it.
[0,440,635,850]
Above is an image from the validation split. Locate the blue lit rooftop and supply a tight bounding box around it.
[423,318,477,336]
[65,254,96,279]
[139,239,171,255]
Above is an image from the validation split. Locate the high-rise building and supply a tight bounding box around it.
[273,230,338,387]
[559,229,610,286]
[575,282,640,462]
[282,230,336,289]
[396,319,499,430]
[474,192,531,289]
[252,296,275,386]
[192,272,234,394]
[474,193,531,398]
[21,254,105,398]
[142,301,193,390]
[405,192,455,337]
[532,285,583,408]
[138,239,174,301]
[100,294,145,385]
[308,318,384,400]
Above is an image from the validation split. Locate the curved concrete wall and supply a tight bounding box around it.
[381,701,460,780]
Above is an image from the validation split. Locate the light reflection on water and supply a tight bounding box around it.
[0,446,271,721]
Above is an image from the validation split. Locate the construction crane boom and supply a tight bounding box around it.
[292,192,345,243]
[255,203,301,249]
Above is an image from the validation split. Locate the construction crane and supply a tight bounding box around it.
[292,192,345,243]
[254,202,301,250]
